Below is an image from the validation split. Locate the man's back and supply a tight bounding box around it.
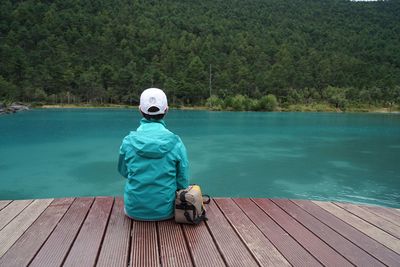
[118,118,189,221]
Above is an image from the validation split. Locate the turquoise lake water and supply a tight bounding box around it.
[0,109,399,208]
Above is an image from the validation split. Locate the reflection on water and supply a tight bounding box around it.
[0,109,399,208]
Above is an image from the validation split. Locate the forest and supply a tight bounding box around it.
[1,0,400,111]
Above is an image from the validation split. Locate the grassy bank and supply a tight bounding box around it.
[281,103,400,113]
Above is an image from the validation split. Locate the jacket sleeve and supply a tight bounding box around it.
[117,139,129,178]
[176,139,189,189]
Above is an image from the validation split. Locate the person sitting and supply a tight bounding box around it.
[118,88,189,221]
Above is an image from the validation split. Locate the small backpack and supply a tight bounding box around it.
[175,185,210,224]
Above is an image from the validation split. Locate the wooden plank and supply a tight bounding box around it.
[0,198,74,267]
[393,208,400,216]
[0,200,12,211]
[335,202,400,239]
[253,198,353,267]
[63,197,114,267]
[294,200,400,267]
[360,205,400,227]
[313,201,400,254]
[131,221,159,267]
[273,199,384,266]
[96,197,131,267]
[158,220,193,267]
[216,198,290,266]
[234,198,322,267]
[206,199,258,267]
[29,197,94,267]
[0,198,53,257]
[0,199,33,230]
[183,222,226,267]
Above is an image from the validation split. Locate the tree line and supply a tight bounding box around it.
[1,0,400,110]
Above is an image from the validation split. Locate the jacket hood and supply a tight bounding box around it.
[128,121,178,159]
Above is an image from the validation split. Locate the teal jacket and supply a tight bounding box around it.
[118,118,189,221]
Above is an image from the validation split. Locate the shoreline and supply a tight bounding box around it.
[39,104,132,109]
[36,104,399,113]
[38,104,209,111]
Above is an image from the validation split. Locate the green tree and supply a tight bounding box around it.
[1,0,400,107]
[205,95,223,110]
[258,94,278,111]
[323,86,348,109]
[0,75,18,100]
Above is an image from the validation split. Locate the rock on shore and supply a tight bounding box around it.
[0,103,30,115]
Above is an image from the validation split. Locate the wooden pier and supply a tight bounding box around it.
[0,197,399,266]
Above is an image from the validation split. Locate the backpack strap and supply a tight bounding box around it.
[176,202,208,224]
[202,195,211,204]
[187,207,208,224]
[179,190,187,202]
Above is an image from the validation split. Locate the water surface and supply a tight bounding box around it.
[0,109,399,208]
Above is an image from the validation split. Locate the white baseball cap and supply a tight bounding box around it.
[139,88,168,115]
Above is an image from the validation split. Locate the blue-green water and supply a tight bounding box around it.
[0,109,399,208]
